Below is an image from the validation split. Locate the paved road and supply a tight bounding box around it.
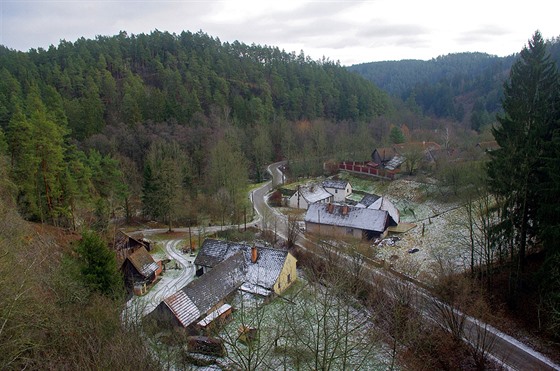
[255,161,560,371]
[122,160,559,370]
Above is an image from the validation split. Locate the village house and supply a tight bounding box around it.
[121,246,162,295]
[305,203,390,240]
[194,239,297,296]
[288,184,333,209]
[149,239,298,330]
[322,179,353,202]
[111,230,152,263]
[149,252,245,332]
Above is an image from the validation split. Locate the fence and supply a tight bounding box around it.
[338,161,396,180]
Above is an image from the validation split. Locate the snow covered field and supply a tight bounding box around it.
[323,173,472,280]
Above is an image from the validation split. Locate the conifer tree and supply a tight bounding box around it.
[487,31,560,303]
[76,230,122,297]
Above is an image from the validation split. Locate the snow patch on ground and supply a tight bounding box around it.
[296,174,473,279]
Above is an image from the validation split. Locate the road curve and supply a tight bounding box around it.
[257,161,560,371]
[123,239,196,321]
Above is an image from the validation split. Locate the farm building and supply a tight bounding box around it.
[148,252,245,332]
[111,230,152,263]
[194,239,297,296]
[371,142,441,170]
[122,246,162,295]
[305,203,389,240]
[356,194,400,226]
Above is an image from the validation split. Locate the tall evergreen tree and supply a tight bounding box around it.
[487,31,560,304]
[76,230,122,297]
[141,140,188,230]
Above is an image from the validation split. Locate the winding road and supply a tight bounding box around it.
[124,160,559,370]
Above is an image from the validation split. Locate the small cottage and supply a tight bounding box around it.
[288,184,333,210]
[149,252,246,331]
[122,246,162,295]
[112,230,152,263]
[322,179,352,202]
[371,142,441,171]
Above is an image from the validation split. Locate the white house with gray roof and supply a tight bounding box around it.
[304,203,389,240]
[288,184,333,209]
[322,179,352,202]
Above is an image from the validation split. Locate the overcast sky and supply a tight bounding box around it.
[1,0,559,66]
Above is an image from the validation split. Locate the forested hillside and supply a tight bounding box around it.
[349,37,560,130]
[0,30,393,230]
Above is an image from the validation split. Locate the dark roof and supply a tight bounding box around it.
[305,203,388,233]
[193,239,236,268]
[358,193,380,208]
[322,179,349,189]
[113,230,148,250]
[112,230,150,263]
[194,239,290,290]
[127,246,159,278]
[164,252,246,327]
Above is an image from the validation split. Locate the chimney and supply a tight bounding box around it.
[251,245,258,263]
[342,205,349,215]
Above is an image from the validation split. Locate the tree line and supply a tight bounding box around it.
[0,30,397,230]
[452,32,560,338]
[349,38,560,132]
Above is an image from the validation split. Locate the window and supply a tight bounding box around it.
[346,228,353,234]
[335,189,338,193]
[287,274,291,283]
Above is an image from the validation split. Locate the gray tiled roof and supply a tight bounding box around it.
[164,252,246,327]
[357,193,380,208]
[384,155,405,170]
[127,246,158,278]
[305,203,388,233]
[368,196,400,225]
[195,239,289,290]
[322,179,349,189]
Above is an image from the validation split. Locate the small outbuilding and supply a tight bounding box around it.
[356,194,400,226]
[149,252,246,332]
[122,246,162,295]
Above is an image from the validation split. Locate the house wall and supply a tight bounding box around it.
[273,253,298,294]
[305,222,363,240]
[147,301,183,329]
[324,184,352,202]
[288,191,309,209]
